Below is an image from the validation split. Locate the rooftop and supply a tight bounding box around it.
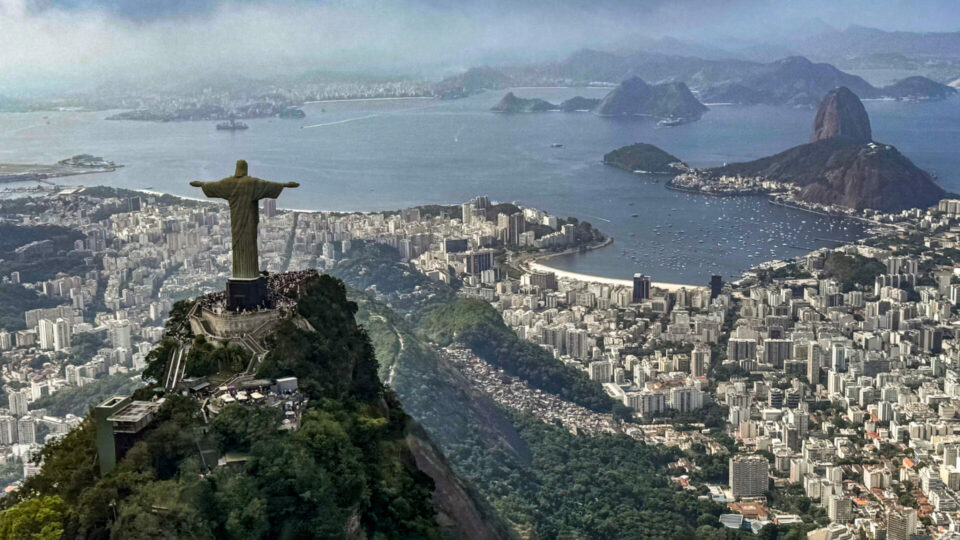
[107,400,162,433]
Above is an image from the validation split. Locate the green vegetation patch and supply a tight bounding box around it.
[6,275,447,539]
[603,143,684,174]
[0,283,64,331]
[823,252,885,292]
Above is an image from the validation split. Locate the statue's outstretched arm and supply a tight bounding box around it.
[258,178,298,189]
[249,177,298,200]
[192,179,230,199]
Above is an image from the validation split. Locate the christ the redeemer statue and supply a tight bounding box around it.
[190,160,298,310]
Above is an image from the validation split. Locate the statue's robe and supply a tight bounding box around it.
[200,176,286,279]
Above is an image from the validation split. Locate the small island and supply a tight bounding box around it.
[490,77,708,122]
[880,76,957,101]
[603,143,687,174]
[594,77,707,121]
[0,155,122,184]
[490,93,605,114]
[491,92,560,113]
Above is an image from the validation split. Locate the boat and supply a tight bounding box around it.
[657,117,689,127]
[216,119,249,131]
[550,143,564,148]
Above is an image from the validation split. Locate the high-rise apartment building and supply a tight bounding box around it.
[887,507,917,540]
[633,274,651,303]
[729,455,769,499]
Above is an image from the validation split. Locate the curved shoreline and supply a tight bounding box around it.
[520,237,705,292]
[663,181,766,198]
[529,260,704,292]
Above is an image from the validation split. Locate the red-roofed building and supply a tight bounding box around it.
[727,502,768,520]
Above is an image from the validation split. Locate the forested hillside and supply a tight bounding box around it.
[1,275,506,539]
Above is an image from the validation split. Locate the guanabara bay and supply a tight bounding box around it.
[2,2,960,540]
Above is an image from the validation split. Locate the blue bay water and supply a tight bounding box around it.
[0,88,958,284]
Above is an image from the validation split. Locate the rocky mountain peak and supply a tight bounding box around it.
[811,86,872,143]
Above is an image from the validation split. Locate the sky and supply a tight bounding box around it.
[0,0,958,93]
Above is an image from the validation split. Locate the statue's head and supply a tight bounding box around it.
[235,160,248,178]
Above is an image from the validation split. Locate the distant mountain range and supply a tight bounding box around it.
[436,50,956,106]
[697,56,879,106]
[796,25,960,61]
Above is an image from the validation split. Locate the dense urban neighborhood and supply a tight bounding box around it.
[4,184,960,538]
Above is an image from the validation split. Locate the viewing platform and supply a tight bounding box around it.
[187,269,318,340]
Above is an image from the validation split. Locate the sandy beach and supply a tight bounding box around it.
[515,236,706,292]
[526,260,705,292]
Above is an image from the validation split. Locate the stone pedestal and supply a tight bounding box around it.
[226,277,268,311]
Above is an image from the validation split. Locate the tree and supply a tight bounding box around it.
[224,494,269,540]
[758,523,779,540]
[142,338,177,383]
[67,332,108,366]
[211,404,282,453]
[164,300,195,339]
[0,495,66,540]
[111,480,212,539]
[6,420,98,509]
[612,403,634,423]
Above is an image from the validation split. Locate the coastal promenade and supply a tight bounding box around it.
[512,237,705,292]
[527,260,703,292]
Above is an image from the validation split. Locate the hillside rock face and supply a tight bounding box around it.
[595,77,707,120]
[797,143,944,211]
[811,87,873,143]
[710,137,944,212]
[405,425,509,540]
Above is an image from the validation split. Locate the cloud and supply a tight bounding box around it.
[0,0,957,94]
[0,1,567,91]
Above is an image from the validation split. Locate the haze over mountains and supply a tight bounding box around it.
[796,25,960,61]
[438,50,956,106]
[2,0,960,94]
